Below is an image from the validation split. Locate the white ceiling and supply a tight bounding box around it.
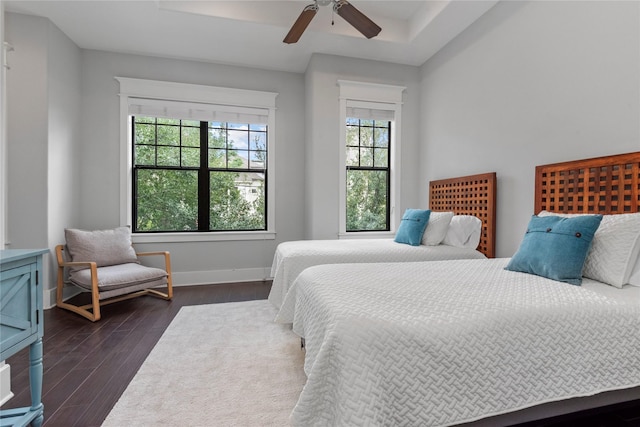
[4,0,499,73]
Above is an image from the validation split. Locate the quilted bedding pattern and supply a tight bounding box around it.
[268,239,485,312]
[289,258,640,427]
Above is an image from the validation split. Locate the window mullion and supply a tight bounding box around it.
[386,124,391,230]
[132,168,138,230]
[132,121,138,231]
[371,124,376,167]
[358,122,362,167]
[198,122,210,231]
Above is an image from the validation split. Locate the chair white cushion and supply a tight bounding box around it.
[69,263,168,293]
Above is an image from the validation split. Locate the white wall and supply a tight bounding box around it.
[6,1,640,297]
[0,0,11,407]
[46,13,82,287]
[5,12,82,304]
[4,12,306,296]
[0,0,6,249]
[78,50,306,284]
[304,53,421,239]
[419,0,640,257]
[5,13,49,251]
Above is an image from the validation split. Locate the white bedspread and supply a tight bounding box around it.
[268,239,485,312]
[288,258,640,427]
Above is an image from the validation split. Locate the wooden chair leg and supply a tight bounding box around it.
[89,264,101,321]
[164,252,173,300]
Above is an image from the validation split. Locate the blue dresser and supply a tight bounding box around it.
[0,249,48,427]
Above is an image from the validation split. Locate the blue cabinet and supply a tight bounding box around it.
[0,249,48,427]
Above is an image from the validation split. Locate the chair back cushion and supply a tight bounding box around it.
[65,227,139,269]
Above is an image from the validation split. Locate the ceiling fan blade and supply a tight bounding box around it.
[283,4,319,44]
[334,0,381,39]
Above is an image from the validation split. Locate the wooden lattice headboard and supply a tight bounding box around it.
[535,152,640,215]
[429,172,497,258]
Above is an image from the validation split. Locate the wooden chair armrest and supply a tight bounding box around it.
[136,251,170,257]
[62,260,97,268]
[136,251,172,276]
[55,245,97,269]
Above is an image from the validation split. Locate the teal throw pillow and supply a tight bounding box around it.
[394,209,431,246]
[505,214,603,285]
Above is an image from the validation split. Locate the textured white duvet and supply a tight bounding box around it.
[287,258,640,427]
[268,239,485,312]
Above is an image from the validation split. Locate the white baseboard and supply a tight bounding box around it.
[44,283,80,309]
[172,267,270,286]
[0,362,13,407]
[44,267,272,309]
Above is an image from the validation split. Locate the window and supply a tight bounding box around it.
[132,118,267,232]
[338,80,405,236]
[117,77,277,242]
[345,118,391,231]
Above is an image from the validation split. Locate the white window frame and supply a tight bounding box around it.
[337,80,405,238]
[116,77,277,243]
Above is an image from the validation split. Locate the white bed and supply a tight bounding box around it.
[268,172,497,311]
[284,258,640,426]
[278,152,640,426]
[269,239,485,311]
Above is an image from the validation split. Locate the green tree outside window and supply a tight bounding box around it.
[133,117,267,232]
[346,118,391,231]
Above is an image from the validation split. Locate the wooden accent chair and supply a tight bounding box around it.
[55,227,173,322]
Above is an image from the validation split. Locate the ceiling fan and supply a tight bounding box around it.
[283,0,382,44]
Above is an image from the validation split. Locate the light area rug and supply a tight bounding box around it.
[101,300,306,427]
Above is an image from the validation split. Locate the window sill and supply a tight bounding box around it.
[132,231,276,244]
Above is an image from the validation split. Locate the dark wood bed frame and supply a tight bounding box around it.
[429,172,497,258]
[468,151,640,426]
[535,151,640,215]
[427,152,640,258]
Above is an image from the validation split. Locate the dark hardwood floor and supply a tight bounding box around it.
[3,281,640,427]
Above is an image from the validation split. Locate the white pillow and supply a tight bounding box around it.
[421,211,454,246]
[538,211,640,288]
[442,215,482,249]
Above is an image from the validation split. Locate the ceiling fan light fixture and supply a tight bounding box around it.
[333,0,381,39]
[283,3,319,44]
